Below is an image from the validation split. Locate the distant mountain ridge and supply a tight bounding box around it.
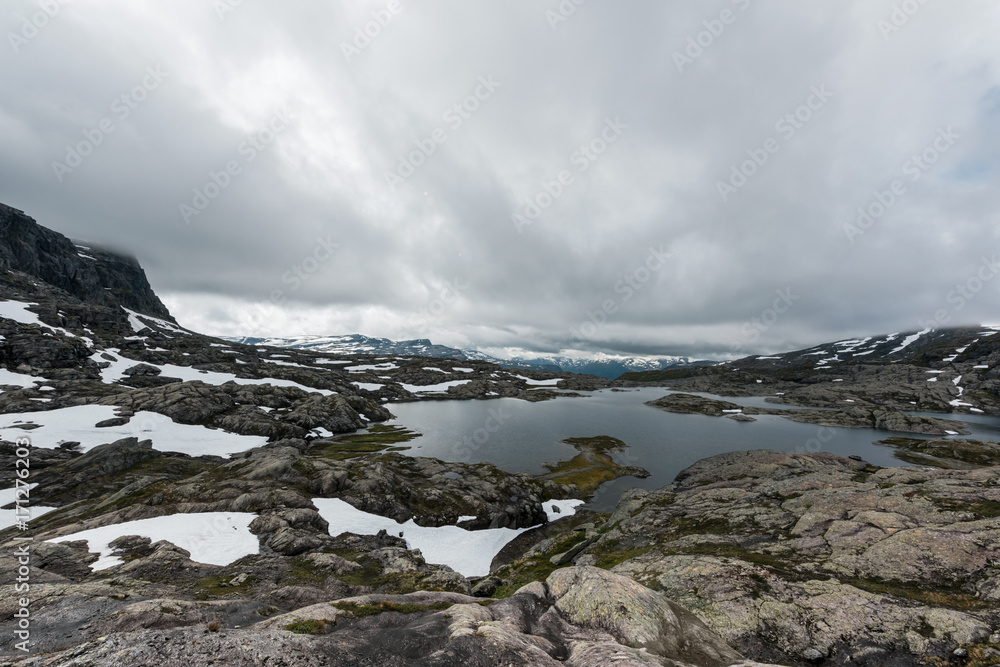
[226,334,701,378]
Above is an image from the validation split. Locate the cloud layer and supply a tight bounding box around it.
[2,0,998,358]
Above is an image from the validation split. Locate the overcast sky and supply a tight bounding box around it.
[2,1,998,359]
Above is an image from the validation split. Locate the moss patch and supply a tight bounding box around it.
[539,436,648,497]
[332,600,453,617]
[284,619,332,635]
[922,495,1000,519]
[314,424,419,460]
[194,573,257,598]
[844,577,989,611]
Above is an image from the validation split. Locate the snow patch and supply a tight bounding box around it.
[346,363,398,373]
[0,485,57,531]
[400,380,472,393]
[890,329,930,355]
[354,382,384,391]
[0,368,39,389]
[0,300,92,345]
[514,375,562,387]
[0,405,267,457]
[49,512,259,571]
[121,308,188,335]
[313,498,582,577]
[91,350,335,396]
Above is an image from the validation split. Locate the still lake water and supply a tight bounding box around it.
[388,388,1000,510]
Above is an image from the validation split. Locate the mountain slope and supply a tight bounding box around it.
[0,202,172,320]
[622,326,1000,415]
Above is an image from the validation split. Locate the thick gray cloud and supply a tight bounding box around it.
[1,0,998,359]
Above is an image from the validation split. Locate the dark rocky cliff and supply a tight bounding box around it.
[0,202,173,320]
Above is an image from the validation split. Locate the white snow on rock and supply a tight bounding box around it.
[123,308,148,333]
[354,382,384,391]
[48,512,259,571]
[90,349,335,396]
[0,405,267,457]
[0,485,58,531]
[400,380,472,393]
[514,375,562,386]
[0,299,92,345]
[890,329,930,355]
[543,499,585,521]
[313,497,583,577]
[0,300,46,326]
[121,308,189,335]
[346,363,398,373]
[0,368,39,389]
[453,367,474,373]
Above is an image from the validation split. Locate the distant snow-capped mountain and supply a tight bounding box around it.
[224,334,700,379]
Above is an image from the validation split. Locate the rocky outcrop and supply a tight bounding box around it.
[0,202,172,319]
[647,393,972,435]
[508,450,1000,666]
[877,436,1000,468]
[3,567,780,667]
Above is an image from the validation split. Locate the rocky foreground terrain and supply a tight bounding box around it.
[3,203,1000,666]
